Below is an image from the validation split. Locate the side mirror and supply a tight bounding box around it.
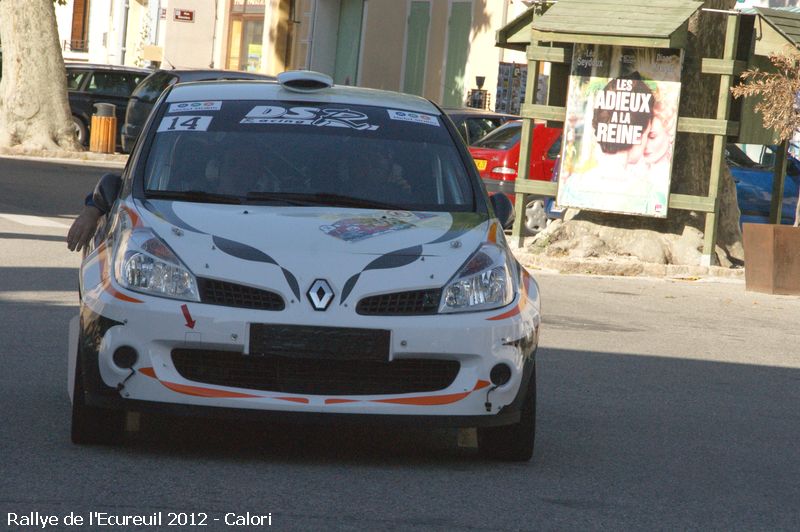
[489,193,515,230]
[92,173,122,214]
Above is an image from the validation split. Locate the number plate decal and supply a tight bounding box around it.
[157,115,213,132]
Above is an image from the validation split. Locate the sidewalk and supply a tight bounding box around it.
[0,146,127,168]
[513,248,745,281]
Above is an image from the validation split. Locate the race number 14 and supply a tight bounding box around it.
[157,115,213,132]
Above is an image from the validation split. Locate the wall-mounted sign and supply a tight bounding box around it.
[174,9,195,23]
[557,45,683,218]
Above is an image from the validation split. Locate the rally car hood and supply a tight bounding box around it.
[133,199,496,304]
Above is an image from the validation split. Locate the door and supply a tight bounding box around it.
[334,0,364,85]
[402,1,430,96]
[442,1,472,107]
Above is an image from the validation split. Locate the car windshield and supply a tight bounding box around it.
[141,100,475,211]
[473,121,520,150]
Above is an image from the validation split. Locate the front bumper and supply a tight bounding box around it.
[77,271,539,426]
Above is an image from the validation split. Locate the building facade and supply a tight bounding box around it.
[55,0,534,110]
[306,0,533,109]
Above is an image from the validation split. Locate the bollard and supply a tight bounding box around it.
[89,102,117,154]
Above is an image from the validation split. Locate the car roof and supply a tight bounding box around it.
[65,62,151,73]
[153,69,275,82]
[442,107,517,119]
[166,80,441,115]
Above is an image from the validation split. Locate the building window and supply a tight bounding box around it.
[228,0,266,71]
[69,0,90,52]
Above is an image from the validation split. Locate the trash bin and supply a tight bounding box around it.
[90,102,117,154]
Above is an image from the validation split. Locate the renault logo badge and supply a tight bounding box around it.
[307,279,334,311]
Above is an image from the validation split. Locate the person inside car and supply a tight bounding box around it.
[67,197,103,252]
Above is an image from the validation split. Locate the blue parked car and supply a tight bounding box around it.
[543,145,800,226]
[726,144,799,225]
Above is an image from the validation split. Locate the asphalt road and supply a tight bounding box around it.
[1,156,799,531]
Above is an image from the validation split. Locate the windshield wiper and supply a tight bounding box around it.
[145,190,244,205]
[245,192,405,210]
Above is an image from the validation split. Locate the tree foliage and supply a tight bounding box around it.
[731,50,800,226]
[731,50,800,142]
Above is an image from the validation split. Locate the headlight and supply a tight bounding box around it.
[440,243,515,313]
[112,210,199,301]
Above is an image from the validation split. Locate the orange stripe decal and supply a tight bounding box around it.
[138,367,157,378]
[160,380,261,398]
[274,397,310,404]
[325,398,359,405]
[371,379,491,406]
[97,241,143,303]
[122,205,142,228]
[487,222,498,244]
[474,380,491,391]
[373,391,471,406]
[105,282,144,303]
[486,303,521,321]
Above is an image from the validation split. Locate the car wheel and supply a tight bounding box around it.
[71,116,88,146]
[477,366,536,462]
[71,348,124,445]
[524,197,548,236]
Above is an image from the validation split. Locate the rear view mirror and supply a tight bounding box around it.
[489,193,515,230]
[92,173,122,214]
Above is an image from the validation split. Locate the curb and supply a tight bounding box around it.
[512,250,745,281]
[0,148,128,169]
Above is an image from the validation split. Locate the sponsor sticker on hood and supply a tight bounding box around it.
[320,211,437,242]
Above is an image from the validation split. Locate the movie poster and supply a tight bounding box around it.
[556,45,683,218]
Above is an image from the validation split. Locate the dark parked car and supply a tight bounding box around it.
[121,69,275,153]
[66,63,151,147]
[442,107,516,146]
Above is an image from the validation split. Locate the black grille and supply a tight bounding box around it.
[249,324,389,362]
[197,278,284,310]
[171,349,460,395]
[356,289,442,316]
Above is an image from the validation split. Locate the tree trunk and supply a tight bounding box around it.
[0,0,80,150]
[533,0,744,267]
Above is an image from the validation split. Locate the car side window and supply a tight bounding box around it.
[87,72,134,97]
[456,121,469,144]
[134,72,177,104]
[130,74,148,91]
[465,118,502,145]
[66,71,88,91]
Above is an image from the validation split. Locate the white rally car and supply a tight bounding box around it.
[68,71,541,460]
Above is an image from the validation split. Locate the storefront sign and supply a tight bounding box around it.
[174,9,195,22]
[556,45,683,218]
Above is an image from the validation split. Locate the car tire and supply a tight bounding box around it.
[71,348,124,445]
[523,197,548,236]
[71,116,88,146]
[477,366,536,462]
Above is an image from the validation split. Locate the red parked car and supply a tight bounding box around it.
[468,120,562,234]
